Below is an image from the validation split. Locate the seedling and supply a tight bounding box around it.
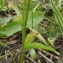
[0,0,61,63]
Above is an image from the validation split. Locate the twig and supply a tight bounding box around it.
[40,50,59,59]
[25,55,36,63]
[38,51,54,63]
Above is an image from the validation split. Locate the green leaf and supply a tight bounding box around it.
[30,49,37,60]
[25,32,37,45]
[0,55,7,60]
[0,17,11,24]
[9,1,22,17]
[24,43,59,55]
[36,33,48,46]
[9,2,23,25]
[0,41,9,48]
[29,28,48,46]
[49,0,63,34]
[0,21,21,37]
[48,37,55,47]
[24,43,54,51]
[33,2,41,11]
[27,11,44,28]
[0,33,6,37]
[0,0,5,10]
[13,16,23,25]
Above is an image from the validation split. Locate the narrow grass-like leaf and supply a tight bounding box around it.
[49,0,63,34]
[24,43,54,52]
[0,55,7,60]
[25,32,37,45]
[33,2,41,12]
[0,41,9,48]
[24,43,59,55]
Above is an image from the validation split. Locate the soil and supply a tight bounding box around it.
[0,31,62,63]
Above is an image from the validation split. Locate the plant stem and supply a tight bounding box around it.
[32,10,33,28]
[20,0,31,63]
[20,25,26,63]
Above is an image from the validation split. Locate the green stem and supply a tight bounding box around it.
[20,0,31,63]
[20,25,26,63]
[32,10,33,28]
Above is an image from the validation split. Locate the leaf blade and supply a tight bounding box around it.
[0,22,22,37]
[27,11,44,28]
[25,32,37,45]
[49,0,63,34]
[0,41,9,48]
